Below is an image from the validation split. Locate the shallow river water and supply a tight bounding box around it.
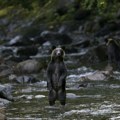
[6,66,120,120]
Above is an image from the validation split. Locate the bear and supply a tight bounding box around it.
[46,46,67,106]
[105,37,120,70]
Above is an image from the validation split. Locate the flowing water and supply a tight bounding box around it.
[6,66,120,120]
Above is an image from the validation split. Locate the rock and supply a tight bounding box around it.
[86,71,106,81]
[15,75,38,84]
[15,59,42,74]
[78,83,88,88]
[18,95,33,100]
[0,107,6,120]
[0,98,11,107]
[8,35,22,46]
[0,84,14,101]
[42,41,51,47]
[67,93,79,99]
[0,64,9,72]
[0,64,13,78]
[34,81,47,87]
[8,74,17,81]
[27,95,33,100]
[40,31,72,46]
[1,48,13,58]
[35,95,45,99]
[16,46,38,57]
[0,69,13,78]
[7,35,34,46]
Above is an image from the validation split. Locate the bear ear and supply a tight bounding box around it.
[49,46,56,54]
[61,46,65,50]
[51,46,56,50]
[104,38,108,43]
[105,38,113,46]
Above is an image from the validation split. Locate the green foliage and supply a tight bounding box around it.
[81,0,107,12]
[0,7,8,17]
[0,0,49,10]
[82,0,96,10]
[0,0,120,25]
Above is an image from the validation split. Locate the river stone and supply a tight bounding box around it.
[86,71,106,81]
[16,75,38,84]
[0,113,6,120]
[9,74,17,81]
[0,98,11,107]
[35,95,45,99]
[8,35,34,46]
[67,93,79,99]
[0,63,13,78]
[27,95,33,100]
[0,84,13,101]
[15,59,41,74]
[0,107,6,120]
[0,69,12,78]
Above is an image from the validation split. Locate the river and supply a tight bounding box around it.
[6,65,120,120]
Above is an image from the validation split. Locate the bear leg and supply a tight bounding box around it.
[48,89,57,106]
[58,89,66,106]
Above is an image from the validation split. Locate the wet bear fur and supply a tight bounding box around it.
[105,38,120,69]
[47,46,67,106]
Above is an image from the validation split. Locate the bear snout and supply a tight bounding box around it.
[56,51,61,56]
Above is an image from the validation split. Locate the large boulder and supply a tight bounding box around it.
[85,71,107,81]
[14,59,44,74]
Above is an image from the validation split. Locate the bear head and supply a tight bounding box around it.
[51,46,65,61]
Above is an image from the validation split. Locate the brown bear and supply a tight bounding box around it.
[105,37,120,70]
[46,46,67,106]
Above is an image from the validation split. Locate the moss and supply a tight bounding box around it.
[0,8,9,17]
